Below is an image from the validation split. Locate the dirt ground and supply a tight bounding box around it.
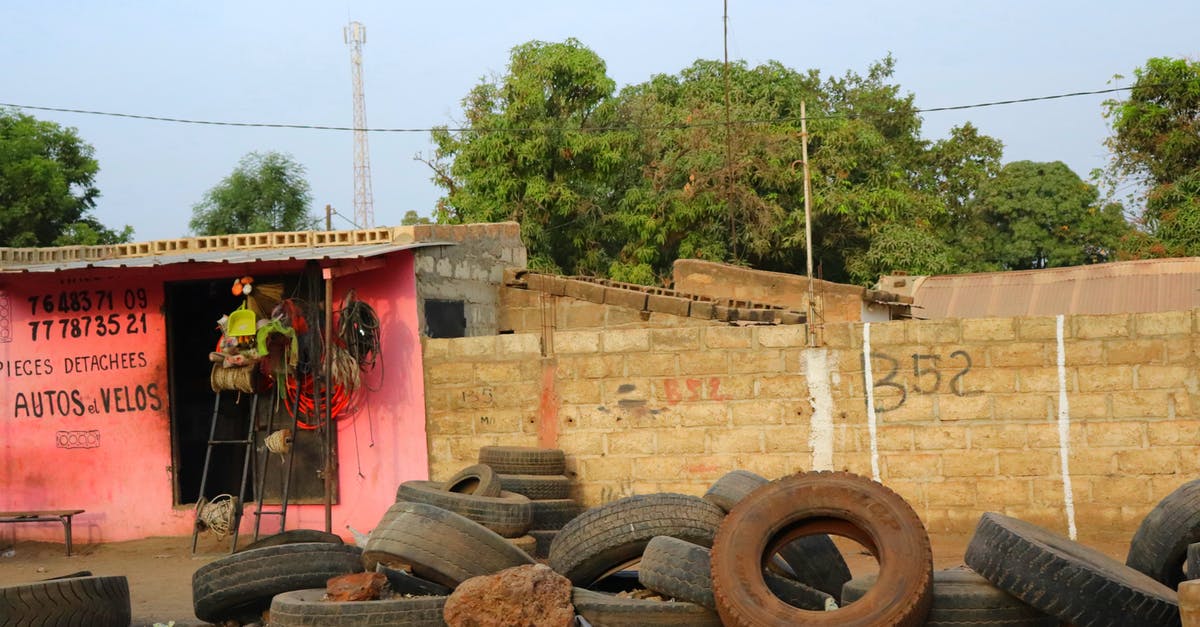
[0,533,1134,626]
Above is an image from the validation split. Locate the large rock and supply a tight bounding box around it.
[444,563,574,627]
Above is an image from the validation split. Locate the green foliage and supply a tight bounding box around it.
[968,161,1129,269]
[0,108,131,247]
[190,151,315,235]
[1104,57,1200,257]
[401,210,432,225]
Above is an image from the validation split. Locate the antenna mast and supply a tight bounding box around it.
[344,21,375,228]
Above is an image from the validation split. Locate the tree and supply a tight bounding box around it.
[401,210,432,225]
[0,108,132,247]
[968,161,1128,269]
[190,151,315,235]
[1104,57,1200,256]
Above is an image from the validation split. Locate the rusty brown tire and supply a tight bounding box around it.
[703,468,852,599]
[441,463,503,496]
[1127,477,1200,589]
[549,493,725,587]
[965,511,1180,627]
[396,480,532,538]
[842,567,1057,626]
[361,501,534,588]
[269,589,447,626]
[0,575,131,627]
[711,471,933,626]
[571,588,722,626]
[478,445,565,475]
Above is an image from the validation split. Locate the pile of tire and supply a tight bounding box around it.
[476,445,583,558]
[0,572,131,626]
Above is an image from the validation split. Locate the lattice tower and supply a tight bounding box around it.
[344,21,375,228]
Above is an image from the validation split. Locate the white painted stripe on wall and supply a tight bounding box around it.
[806,348,835,471]
[862,323,881,481]
[1056,314,1079,540]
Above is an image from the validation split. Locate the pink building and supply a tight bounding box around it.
[0,223,524,547]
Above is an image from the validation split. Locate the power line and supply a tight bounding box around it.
[0,84,1140,134]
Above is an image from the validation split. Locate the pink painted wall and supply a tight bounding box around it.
[0,251,428,545]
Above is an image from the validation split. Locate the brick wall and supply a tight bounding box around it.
[498,286,717,334]
[422,309,1200,540]
[413,222,527,337]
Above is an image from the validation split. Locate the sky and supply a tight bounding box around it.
[0,1,1195,242]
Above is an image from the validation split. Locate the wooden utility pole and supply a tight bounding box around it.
[325,204,332,230]
[801,100,817,347]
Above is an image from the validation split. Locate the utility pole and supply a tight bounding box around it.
[801,100,817,347]
[325,204,332,230]
[344,21,375,228]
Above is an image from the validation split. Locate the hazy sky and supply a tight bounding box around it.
[1,1,1194,241]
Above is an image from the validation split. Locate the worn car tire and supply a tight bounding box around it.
[362,501,534,588]
[479,445,565,475]
[966,512,1179,626]
[711,471,933,626]
[0,575,130,627]
[1189,542,1200,581]
[498,473,570,500]
[442,463,502,497]
[639,535,832,611]
[269,589,447,626]
[1127,477,1200,588]
[571,587,722,626]
[375,564,452,597]
[702,469,852,599]
[530,530,558,559]
[530,498,584,530]
[237,529,344,552]
[843,567,1057,626]
[192,542,363,623]
[396,480,532,538]
[549,493,725,586]
[506,533,537,555]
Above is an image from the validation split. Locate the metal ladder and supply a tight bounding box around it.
[250,395,299,542]
[190,391,259,555]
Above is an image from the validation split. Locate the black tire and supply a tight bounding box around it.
[0,575,130,627]
[237,529,344,552]
[549,493,725,587]
[442,463,502,497]
[530,530,558,559]
[396,480,532,538]
[362,501,534,588]
[1127,477,1200,588]
[842,567,1057,626]
[571,587,722,626]
[375,564,452,597]
[638,536,832,612]
[965,512,1179,627]
[1189,542,1200,581]
[269,589,447,627]
[479,445,565,475]
[702,469,851,599]
[498,473,570,500]
[192,542,364,623]
[530,498,584,530]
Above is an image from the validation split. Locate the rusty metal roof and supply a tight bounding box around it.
[0,241,453,274]
[880,258,1200,319]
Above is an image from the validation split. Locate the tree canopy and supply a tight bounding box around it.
[190,151,315,235]
[428,40,1139,285]
[1105,57,1200,256]
[0,108,131,247]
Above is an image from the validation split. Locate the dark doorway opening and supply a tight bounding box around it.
[165,273,335,507]
[425,299,466,338]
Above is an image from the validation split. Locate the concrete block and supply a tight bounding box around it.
[689,300,715,320]
[603,286,647,311]
[646,292,692,317]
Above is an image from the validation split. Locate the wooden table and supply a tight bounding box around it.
[0,510,85,556]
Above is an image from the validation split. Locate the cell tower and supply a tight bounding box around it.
[344,20,375,228]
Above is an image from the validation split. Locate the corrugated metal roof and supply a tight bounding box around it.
[901,258,1200,319]
[0,241,454,274]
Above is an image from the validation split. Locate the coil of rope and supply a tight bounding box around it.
[195,494,236,539]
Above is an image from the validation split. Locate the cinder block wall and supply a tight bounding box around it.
[412,222,527,337]
[499,286,716,334]
[422,310,1200,539]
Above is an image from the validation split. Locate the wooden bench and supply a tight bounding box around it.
[0,510,85,556]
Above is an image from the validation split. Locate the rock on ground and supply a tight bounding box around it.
[443,563,574,627]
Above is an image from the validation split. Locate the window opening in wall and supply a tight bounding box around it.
[426,299,466,338]
[165,272,335,506]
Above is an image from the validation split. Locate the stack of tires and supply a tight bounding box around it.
[396,461,537,555]
[477,445,583,559]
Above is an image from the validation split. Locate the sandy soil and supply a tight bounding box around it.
[0,533,1134,626]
